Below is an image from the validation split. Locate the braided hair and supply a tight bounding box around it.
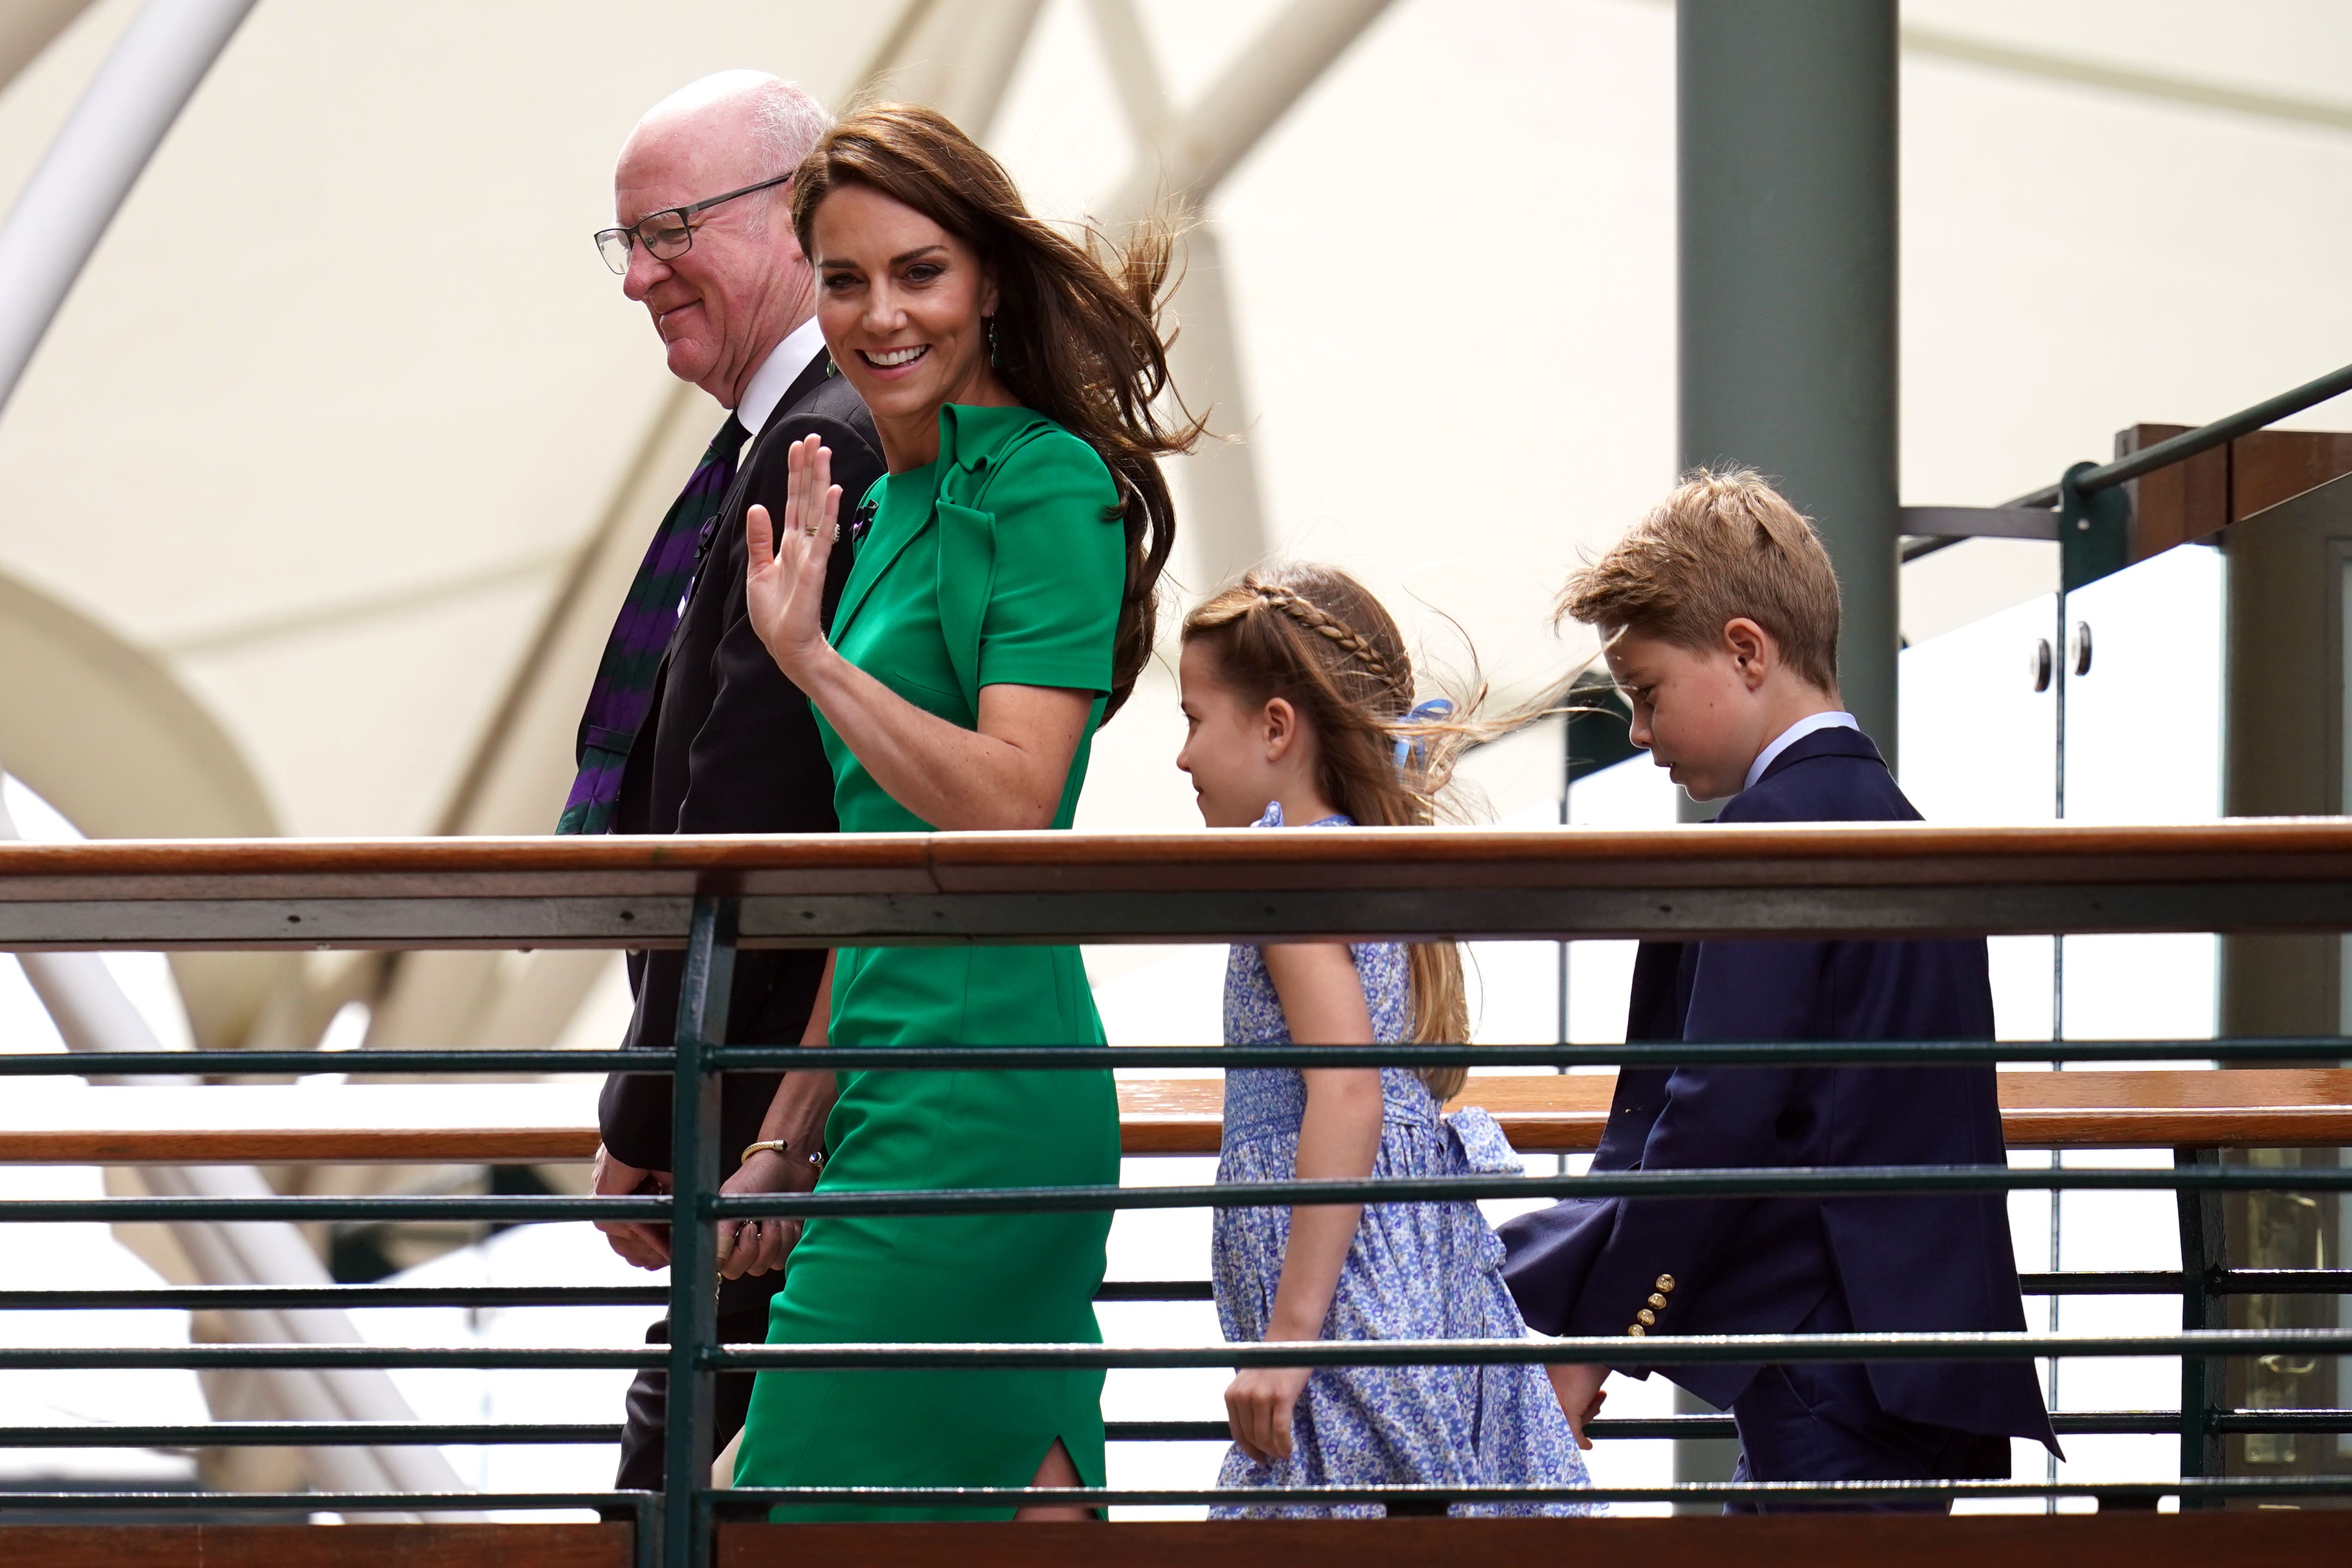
[1181,565,1472,1099]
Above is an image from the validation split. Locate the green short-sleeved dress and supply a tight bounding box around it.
[732,404,1125,1521]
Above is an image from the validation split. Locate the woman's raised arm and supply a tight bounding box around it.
[745,435,1094,831]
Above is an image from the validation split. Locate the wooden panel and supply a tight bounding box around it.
[9,821,2352,900]
[720,1513,2351,1567]
[2118,422,2228,558]
[4,1071,2344,1164]
[6,1515,2349,1568]
[0,1081,602,1165]
[1139,1070,2352,1155]
[2232,429,2352,523]
[21,822,2352,949]
[0,1523,629,1568]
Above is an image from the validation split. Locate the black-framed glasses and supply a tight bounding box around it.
[595,172,792,274]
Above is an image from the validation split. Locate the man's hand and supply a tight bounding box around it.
[1225,1364,1314,1466]
[1545,1362,1609,1450]
[590,1143,672,1270]
[714,1147,822,1280]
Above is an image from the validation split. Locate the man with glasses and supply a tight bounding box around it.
[569,70,883,1499]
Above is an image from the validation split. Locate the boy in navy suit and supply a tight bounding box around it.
[1499,469,2057,1509]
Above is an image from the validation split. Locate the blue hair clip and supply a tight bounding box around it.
[1393,697,1455,771]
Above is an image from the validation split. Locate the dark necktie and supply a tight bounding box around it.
[556,414,750,834]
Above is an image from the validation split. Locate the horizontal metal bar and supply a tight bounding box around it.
[2209,1408,2352,1433]
[704,1035,2349,1070]
[0,1490,646,1513]
[0,1422,620,1447]
[0,1346,660,1369]
[707,1163,2352,1222]
[2074,357,2352,496]
[1115,1412,2328,1443]
[15,1410,2339,1452]
[0,1282,1197,1311]
[2211,1267,2352,1294]
[699,1327,2352,1370]
[3,1033,2345,1078]
[715,1476,2352,1507]
[13,1161,2351,1226]
[2019,1271,2184,1295]
[1099,1271,2350,1304]
[0,1195,666,1222]
[11,1326,2352,1374]
[0,1048,663,1077]
[2016,1270,2352,1296]
[1899,505,2060,541]
[0,1283,1199,1311]
[1095,1280,1215,1302]
[0,1284,668,1311]
[0,1479,2343,1513]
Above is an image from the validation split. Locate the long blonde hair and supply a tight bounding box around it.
[1182,565,1474,1101]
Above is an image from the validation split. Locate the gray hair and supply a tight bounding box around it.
[749,77,832,175]
[634,71,831,237]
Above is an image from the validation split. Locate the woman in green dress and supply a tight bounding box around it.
[727,105,1197,1521]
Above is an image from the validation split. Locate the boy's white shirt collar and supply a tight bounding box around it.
[1744,710,1859,792]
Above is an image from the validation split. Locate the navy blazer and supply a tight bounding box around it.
[1498,726,2057,1448]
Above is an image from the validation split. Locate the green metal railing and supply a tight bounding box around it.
[1902,352,2352,582]
[2,1018,2348,1545]
[0,832,2348,1558]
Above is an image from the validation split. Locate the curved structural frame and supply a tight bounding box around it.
[0,0,260,417]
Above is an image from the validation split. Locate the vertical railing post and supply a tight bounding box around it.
[663,895,737,1568]
[2176,1145,2225,1505]
[634,1489,661,1568]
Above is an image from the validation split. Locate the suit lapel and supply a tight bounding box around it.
[722,348,837,519]
[775,347,835,418]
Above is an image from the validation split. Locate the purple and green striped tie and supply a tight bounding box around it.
[556,414,750,835]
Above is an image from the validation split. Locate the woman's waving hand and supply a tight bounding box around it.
[746,433,843,677]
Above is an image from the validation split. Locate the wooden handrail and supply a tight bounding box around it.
[4,819,2352,947]
[717,1515,2350,1567]
[4,1070,2343,1164]
[6,1512,2350,1568]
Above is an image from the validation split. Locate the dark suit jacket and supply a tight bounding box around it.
[1498,727,2058,1449]
[593,349,883,1311]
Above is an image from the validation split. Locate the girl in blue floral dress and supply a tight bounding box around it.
[1174,564,1593,1518]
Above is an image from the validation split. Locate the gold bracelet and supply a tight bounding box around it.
[740,1138,824,1170]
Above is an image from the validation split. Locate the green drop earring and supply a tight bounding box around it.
[986,315,999,369]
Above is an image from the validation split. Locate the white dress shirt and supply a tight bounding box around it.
[736,315,828,437]
[1744,710,1860,793]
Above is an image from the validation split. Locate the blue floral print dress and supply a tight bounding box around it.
[1211,803,1593,1517]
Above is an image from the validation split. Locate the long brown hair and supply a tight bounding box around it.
[790,103,1199,717]
[1183,565,1474,1101]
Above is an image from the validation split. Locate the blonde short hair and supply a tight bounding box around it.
[1556,468,1842,694]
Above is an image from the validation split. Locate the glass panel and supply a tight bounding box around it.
[2047,540,2227,1493]
[2059,542,2224,1045]
[1897,588,2060,1041]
